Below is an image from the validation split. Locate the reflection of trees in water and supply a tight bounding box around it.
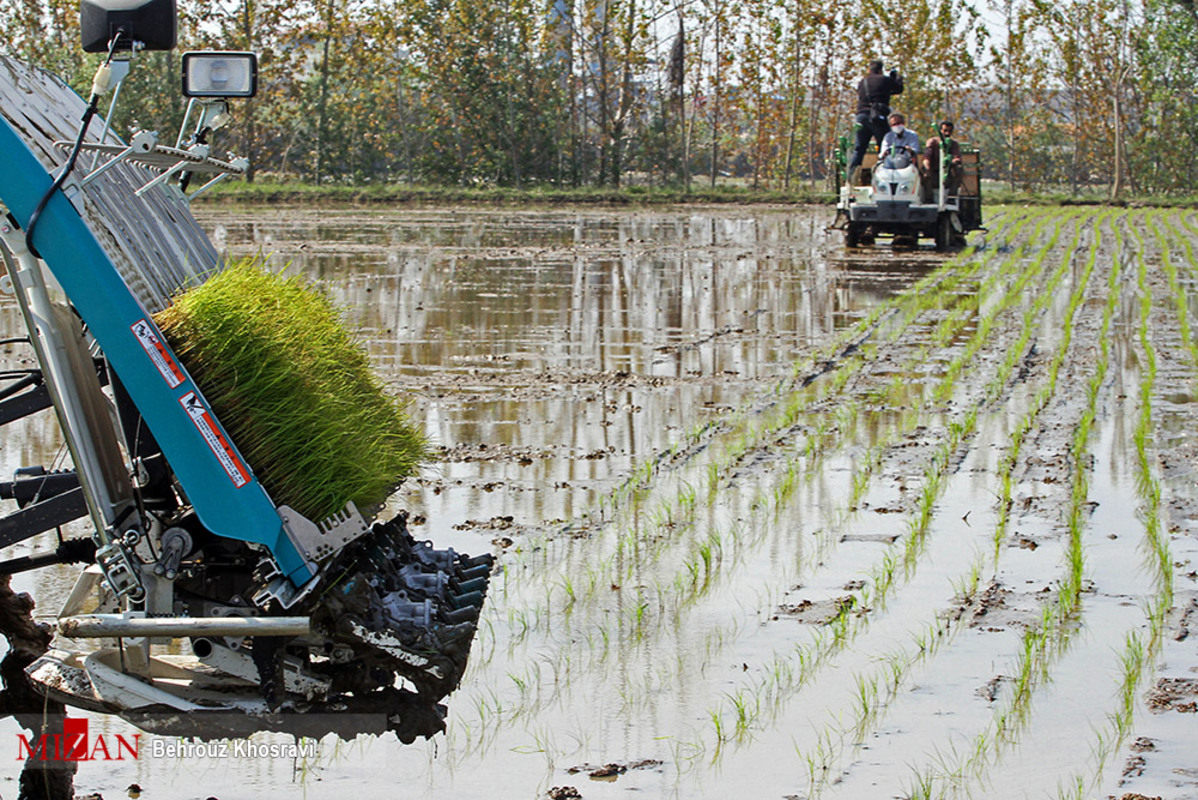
[276,209,913,380]
[203,210,927,389]
[196,205,929,558]
[197,208,930,503]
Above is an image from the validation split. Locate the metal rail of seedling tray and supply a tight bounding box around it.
[0,55,317,587]
[63,135,249,199]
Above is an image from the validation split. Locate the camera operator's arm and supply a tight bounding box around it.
[888,68,904,96]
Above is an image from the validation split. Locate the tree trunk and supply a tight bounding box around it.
[710,8,720,188]
[315,22,331,183]
[782,39,801,190]
[240,1,256,182]
[1111,77,1123,199]
[611,0,637,189]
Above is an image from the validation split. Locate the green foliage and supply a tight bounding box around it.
[155,259,427,520]
[4,0,1198,194]
[1130,0,1198,191]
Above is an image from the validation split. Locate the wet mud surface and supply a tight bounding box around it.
[3,205,1198,799]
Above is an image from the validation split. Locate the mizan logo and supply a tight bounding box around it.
[16,717,139,762]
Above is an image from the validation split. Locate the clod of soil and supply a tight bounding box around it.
[566,759,664,781]
[1144,677,1198,713]
[546,788,582,800]
[1122,754,1146,778]
[776,596,856,624]
[453,516,516,531]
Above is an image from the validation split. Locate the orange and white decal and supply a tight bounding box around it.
[131,319,184,388]
[179,391,250,487]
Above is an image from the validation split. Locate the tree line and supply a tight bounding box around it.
[1,0,1195,195]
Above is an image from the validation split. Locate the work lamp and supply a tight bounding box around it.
[81,0,177,52]
[182,52,258,98]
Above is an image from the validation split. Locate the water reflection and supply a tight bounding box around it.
[201,207,931,549]
[1,205,932,797]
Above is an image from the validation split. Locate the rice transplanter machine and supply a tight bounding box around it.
[0,0,490,741]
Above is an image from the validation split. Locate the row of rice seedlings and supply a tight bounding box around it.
[1058,218,1121,599]
[783,555,989,796]
[825,213,1058,510]
[764,213,1053,550]
[791,264,999,517]
[883,208,1107,796]
[483,258,1031,728]
[647,209,1036,508]
[777,215,1103,787]
[806,612,977,797]
[937,210,1091,408]
[785,212,1065,556]
[900,223,1097,586]
[971,211,1117,781]
[873,211,1034,347]
[603,207,1036,514]
[1128,217,1176,610]
[481,211,1045,721]
[898,208,1119,798]
[989,210,1109,562]
[1049,214,1180,797]
[646,210,1066,662]
[695,211,1096,758]
[1153,214,1198,377]
[663,217,1069,633]
[545,230,1031,615]
[456,209,1035,741]
[839,207,1167,800]
[666,208,1028,527]
[881,212,1090,581]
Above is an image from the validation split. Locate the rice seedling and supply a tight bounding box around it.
[1129,223,1174,600]
[1041,215,1181,798]
[638,211,1085,732]
[155,258,427,520]
[904,768,936,800]
[893,210,1137,795]
[474,208,1103,769]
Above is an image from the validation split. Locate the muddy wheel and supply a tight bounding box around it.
[934,213,953,251]
[845,224,862,248]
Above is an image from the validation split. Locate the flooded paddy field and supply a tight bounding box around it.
[2,205,1198,799]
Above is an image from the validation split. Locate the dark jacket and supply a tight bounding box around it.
[924,137,961,174]
[856,72,904,116]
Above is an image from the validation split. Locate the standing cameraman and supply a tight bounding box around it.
[848,60,904,173]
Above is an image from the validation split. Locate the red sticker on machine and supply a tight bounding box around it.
[131,319,184,388]
[179,392,250,487]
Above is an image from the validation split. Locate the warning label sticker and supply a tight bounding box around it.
[131,319,185,388]
[180,392,251,487]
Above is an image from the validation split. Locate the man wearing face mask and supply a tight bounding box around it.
[877,113,921,166]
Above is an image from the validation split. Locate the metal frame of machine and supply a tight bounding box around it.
[0,29,489,741]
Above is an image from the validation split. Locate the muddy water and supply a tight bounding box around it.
[204,207,939,553]
[2,206,1197,800]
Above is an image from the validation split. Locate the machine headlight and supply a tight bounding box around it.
[182,51,258,98]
